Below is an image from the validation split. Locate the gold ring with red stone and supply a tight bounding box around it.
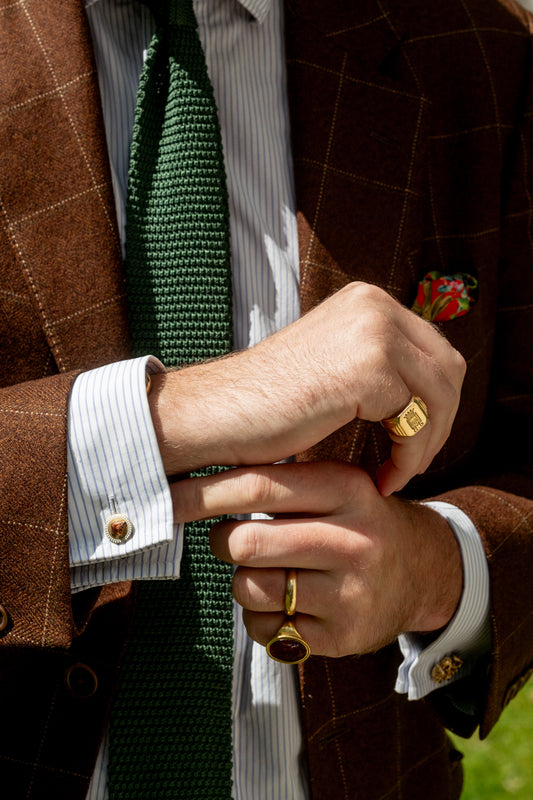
[266,569,311,665]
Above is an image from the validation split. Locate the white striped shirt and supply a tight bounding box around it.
[68,1,490,797]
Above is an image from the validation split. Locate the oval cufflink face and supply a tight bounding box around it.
[105,513,133,544]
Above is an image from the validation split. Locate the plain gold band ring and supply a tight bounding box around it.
[285,568,298,617]
[266,569,311,665]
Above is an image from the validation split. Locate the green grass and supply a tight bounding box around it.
[451,679,533,799]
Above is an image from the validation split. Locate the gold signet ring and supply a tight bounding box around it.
[266,619,311,665]
[381,396,429,437]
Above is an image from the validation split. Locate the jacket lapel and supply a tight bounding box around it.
[0,0,128,373]
[3,0,426,379]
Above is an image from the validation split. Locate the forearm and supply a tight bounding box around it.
[147,348,338,476]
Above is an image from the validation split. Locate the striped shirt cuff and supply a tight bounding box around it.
[396,501,491,700]
[68,356,183,592]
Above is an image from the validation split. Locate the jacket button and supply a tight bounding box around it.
[0,604,9,633]
[65,662,99,698]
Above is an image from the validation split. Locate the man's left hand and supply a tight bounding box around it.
[172,462,463,657]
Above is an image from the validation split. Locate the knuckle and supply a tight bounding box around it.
[437,337,466,386]
[442,367,462,409]
[344,281,388,307]
[327,462,360,505]
[340,280,364,299]
[357,333,392,381]
[233,567,281,606]
[189,478,208,520]
[174,479,203,522]
[239,471,273,509]
[367,533,386,566]
[234,524,263,563]
[453,348,467,382]
[358,305,390,339]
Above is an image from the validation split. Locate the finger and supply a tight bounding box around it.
[375,392,437,495]
[242,609,320,648]
[376,439,428,496]
[171,461,367,523]
[380,382,457,493]
[242,609,350,658]
[377,390,457,496]
[374,335,462,491]
[354,286,464,414]
[233,568,286,612]
[232,566,331,617]
[352,308,462,489]
[210,516,352,570]
[397,362,459,462]
[377,409,436,496]
[392,308,465,456]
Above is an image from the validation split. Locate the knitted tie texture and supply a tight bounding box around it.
[108,0,234,797]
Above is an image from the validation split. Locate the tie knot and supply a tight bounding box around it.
[143,0,197,28]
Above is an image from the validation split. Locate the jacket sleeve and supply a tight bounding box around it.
[0,372,92,650]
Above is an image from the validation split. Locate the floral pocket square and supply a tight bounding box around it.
[411,271,478,322]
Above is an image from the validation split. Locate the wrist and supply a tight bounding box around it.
[404,502,464,634]
[147,343,340,475]
[148,367,234,475]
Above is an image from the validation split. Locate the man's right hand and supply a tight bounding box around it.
[149,281,465,494]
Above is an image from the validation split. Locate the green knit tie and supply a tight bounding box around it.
[108,0,234,796]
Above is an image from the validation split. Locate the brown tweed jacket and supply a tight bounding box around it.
[1,0,532,797]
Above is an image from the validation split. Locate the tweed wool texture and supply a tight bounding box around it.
[108,0,234,797]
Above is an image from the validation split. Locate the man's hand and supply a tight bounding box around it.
[172,462,463,657]
[151,282,465,494]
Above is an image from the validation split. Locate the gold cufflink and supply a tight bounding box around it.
[431,654,463,684]
[105,498,133,545]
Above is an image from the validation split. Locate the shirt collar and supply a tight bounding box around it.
[236,0,271,24]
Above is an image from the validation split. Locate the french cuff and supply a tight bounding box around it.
[395,501,491,700]
[68,356,183,591]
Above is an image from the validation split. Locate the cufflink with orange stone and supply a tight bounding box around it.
[105,497,133,545]
[266,569,311,665]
